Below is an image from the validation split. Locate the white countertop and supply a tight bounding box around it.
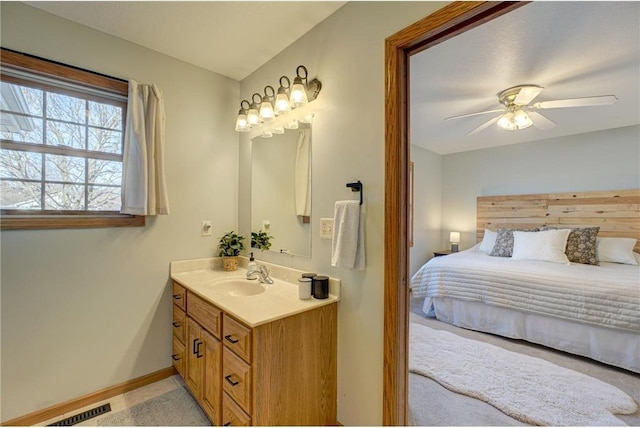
[170,257,340,327]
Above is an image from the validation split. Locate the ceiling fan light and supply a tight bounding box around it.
[497,112,516,131]
[514,109,533,129]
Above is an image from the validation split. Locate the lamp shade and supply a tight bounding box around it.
[449,232,460,243]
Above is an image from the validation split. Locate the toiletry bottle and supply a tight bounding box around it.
[247,252,258,279]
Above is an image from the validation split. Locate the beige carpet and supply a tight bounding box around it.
[410,322,637,426]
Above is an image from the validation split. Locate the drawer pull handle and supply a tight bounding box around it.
[171,354,180,361]
[224,334,239,344]
[172,294,182,300]
[172,322,181,327]
[224,374,240,386]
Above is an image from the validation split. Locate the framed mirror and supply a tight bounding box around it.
[251,123,311,257]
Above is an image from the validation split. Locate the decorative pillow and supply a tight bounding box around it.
[542,226,600,265]
[490,228,539,257]
[511,229,572,264]
[596,237,638,265]
[479,229,497,254]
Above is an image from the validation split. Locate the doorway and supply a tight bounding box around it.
[382,2,527,425]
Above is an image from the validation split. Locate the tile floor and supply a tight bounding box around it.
[37,375,185,426]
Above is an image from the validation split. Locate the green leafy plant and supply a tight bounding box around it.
[218,231,245,256]
[251,230,273,251]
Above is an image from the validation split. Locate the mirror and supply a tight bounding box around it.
[251,123,311,257]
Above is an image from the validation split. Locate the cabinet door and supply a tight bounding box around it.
[185,317,203,398]
[201,329,222,425]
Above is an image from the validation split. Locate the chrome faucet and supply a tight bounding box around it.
[246,263,274,284]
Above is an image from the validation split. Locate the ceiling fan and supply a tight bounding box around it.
[445,84,617,135]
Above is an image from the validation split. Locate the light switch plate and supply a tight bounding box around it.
[320,218,334,240]
[201,220,212,236]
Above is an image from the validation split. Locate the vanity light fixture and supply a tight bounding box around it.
[235,65,322,135]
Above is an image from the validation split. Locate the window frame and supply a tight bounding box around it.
[0,48,144,230]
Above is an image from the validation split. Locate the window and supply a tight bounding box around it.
[0,49,143,229]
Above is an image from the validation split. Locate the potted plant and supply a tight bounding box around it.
[252,230,273,251]
[218,231,245,271]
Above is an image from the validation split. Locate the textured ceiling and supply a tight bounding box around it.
[410,1,640,154]
[24,1,346,81]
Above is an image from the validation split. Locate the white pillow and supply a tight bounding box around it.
[479,229,497,254]
[511,229,571,264]
[596,237,638,265]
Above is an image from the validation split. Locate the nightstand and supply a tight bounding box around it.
[433,250,452,257]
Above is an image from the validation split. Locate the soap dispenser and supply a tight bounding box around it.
[247,252,257,278]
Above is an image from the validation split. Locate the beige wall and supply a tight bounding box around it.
[237,2,447,425]
[0,3,239,421]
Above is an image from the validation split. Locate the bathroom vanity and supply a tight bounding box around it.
[170,258,339,426]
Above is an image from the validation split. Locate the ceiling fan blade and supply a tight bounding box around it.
[514,85,544,105]
[528,111,557,130]
[533,95,617,109]
[467,115,501,135]
[445,108,505,120]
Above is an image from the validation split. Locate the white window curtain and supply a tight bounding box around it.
[294,128,311,218]
[121,80,170,215]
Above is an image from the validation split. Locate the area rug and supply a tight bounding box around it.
[97,386,211,426]
[409,323,638,426]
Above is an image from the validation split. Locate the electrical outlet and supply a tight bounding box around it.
[320,218,334,240]
[201,220,212,237]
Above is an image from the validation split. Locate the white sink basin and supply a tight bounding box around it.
[211,278,265,297]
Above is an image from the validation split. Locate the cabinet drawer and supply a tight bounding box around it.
[187,292,221,339]
[172,336,185,377]
[222,393,251,426]
[222,348,252,414]
[172,282,186,311]
[172,305,186,344]
[223,315,252,363]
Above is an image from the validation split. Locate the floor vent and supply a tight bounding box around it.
[47,403,111,426]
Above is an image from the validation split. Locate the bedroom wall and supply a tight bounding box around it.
[0,3,239,421]
[409,145,443,275]
[236,2,447,425]
[439,125,640,250]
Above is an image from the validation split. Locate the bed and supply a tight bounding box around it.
[411,190,640,373]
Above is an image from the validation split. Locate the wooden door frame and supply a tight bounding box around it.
[383,2,528,425]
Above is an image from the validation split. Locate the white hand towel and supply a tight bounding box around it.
[331,200,365,270]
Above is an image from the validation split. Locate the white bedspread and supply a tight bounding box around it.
[411,246,640,332]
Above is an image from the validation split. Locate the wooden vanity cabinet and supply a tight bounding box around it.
[171,280,337,426]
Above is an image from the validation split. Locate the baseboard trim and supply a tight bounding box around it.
[2,366,176,426]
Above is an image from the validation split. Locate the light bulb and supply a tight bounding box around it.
[235,112,250,132]
[290,77,308,108]
[497,111,516,131]
[514,109,533,129]
[259,96,275,122]
[274,92,291,115]
[247,107,261,126]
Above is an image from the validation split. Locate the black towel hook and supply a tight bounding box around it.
[346,180,363,205]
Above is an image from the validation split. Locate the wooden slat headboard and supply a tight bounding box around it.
[477,189,640,252]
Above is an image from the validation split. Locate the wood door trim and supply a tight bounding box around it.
[383,2,528,425]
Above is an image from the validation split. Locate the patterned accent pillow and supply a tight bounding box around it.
[490,228,539,257]
[542,226,600,265]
